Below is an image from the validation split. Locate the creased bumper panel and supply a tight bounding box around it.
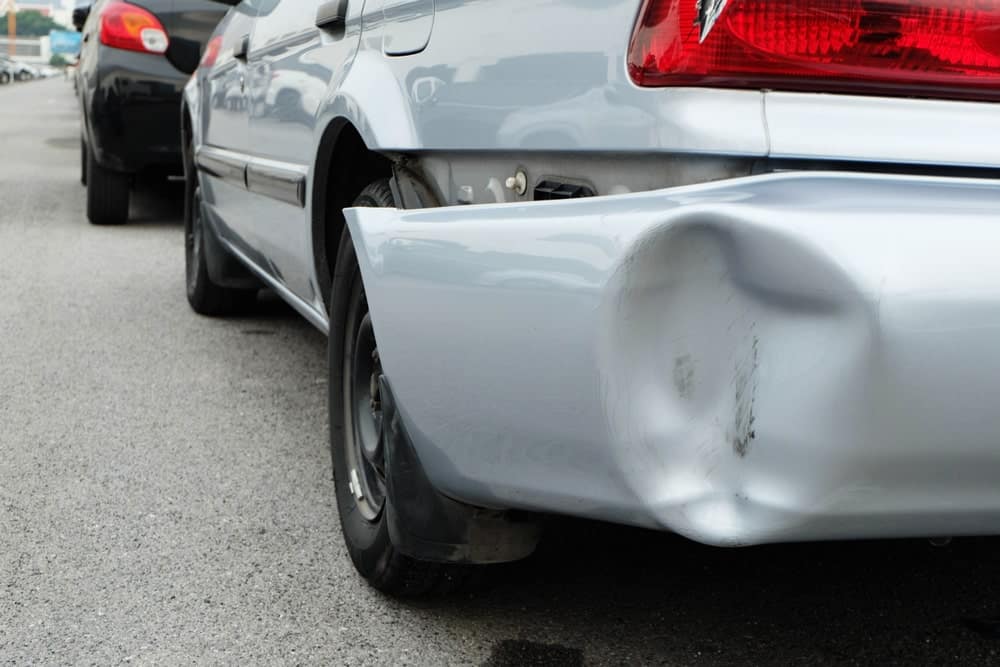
[346,172,1000,545]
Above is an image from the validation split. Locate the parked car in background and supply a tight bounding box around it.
[0,61,13,85]
[0,56,37,81]
[185,0,1000,595]
[76,0,227,224]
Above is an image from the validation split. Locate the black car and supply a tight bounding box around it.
[76,0,226,224]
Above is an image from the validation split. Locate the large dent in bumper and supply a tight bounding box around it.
[346,172,1000,545]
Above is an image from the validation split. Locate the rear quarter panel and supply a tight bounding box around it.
[336,0,1000,168]
[331,0,768,155]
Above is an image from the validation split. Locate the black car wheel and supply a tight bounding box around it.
[183,138,257,315]
[329,179,474,596]
[0,71,10,85]
[85,146,129,225]
[80,136,87,186]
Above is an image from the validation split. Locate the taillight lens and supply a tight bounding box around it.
[200,35,222,68]
[99,0,169,54]
[628,0,1000,101]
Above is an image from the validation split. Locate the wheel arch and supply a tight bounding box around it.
[180,75,204,164]
[180,101,193,178]
[311,117,394,313]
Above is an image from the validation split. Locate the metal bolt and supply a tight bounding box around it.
[504,170,528,196]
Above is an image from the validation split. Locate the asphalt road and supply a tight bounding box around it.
[3,77,1000,666]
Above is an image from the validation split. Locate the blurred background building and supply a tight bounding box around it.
[2,0,75,65]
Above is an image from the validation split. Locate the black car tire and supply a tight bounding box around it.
[85,148,129,225]
[0,72,9,85]
[183,167,257,316]
[80,137,87,186]
[329,179,476,596]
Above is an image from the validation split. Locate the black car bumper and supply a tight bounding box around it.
[83,46,188,175]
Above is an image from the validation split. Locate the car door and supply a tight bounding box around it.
[244,0,363,305]
[198,2,258,251]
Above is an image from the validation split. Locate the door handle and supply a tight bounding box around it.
[233,34,249,61]
[315,0,348,30]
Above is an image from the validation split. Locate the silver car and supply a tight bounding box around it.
[183,0,1000,594]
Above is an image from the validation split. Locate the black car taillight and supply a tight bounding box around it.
[99,0,169,55]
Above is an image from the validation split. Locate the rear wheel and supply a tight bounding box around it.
[329,179,474,596]
[183,141,257,316]
[80,136,87,186]
[0,72,10,85]
[85,147,129,225]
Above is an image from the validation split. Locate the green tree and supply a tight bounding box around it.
[0,10,69,38]
[50,53,67,67]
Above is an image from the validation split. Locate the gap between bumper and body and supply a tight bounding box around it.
[345,171,1000,546]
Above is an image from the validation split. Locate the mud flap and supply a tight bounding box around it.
[379,376,542,564]
[201,203,260,289]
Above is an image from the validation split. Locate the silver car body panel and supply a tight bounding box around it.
[381,0,435,56]
[347,171,1000,545]
[187,0,1000,178]
[183,0,1000,544]
[765,92,1000,168]
[186,0,1000,308]
[337,0,770,156]
[318,0,998,164]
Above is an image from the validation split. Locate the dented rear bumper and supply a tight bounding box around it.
[345,172,1000,546]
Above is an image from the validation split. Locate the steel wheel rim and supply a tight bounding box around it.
[343,293,386,522]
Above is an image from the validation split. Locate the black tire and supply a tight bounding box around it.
[0,72,9,85]
[85,147,129,225]
[80,136,87,186]
[183,146,257,316]
[329,179,474,596]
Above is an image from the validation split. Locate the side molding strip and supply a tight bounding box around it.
[246,158,308,208]
[195,146,307,208]
[195,146,247,187]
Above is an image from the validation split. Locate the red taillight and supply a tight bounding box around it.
[628,0,1000,101]
[201,35,222,67]
[99,0,169,54]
